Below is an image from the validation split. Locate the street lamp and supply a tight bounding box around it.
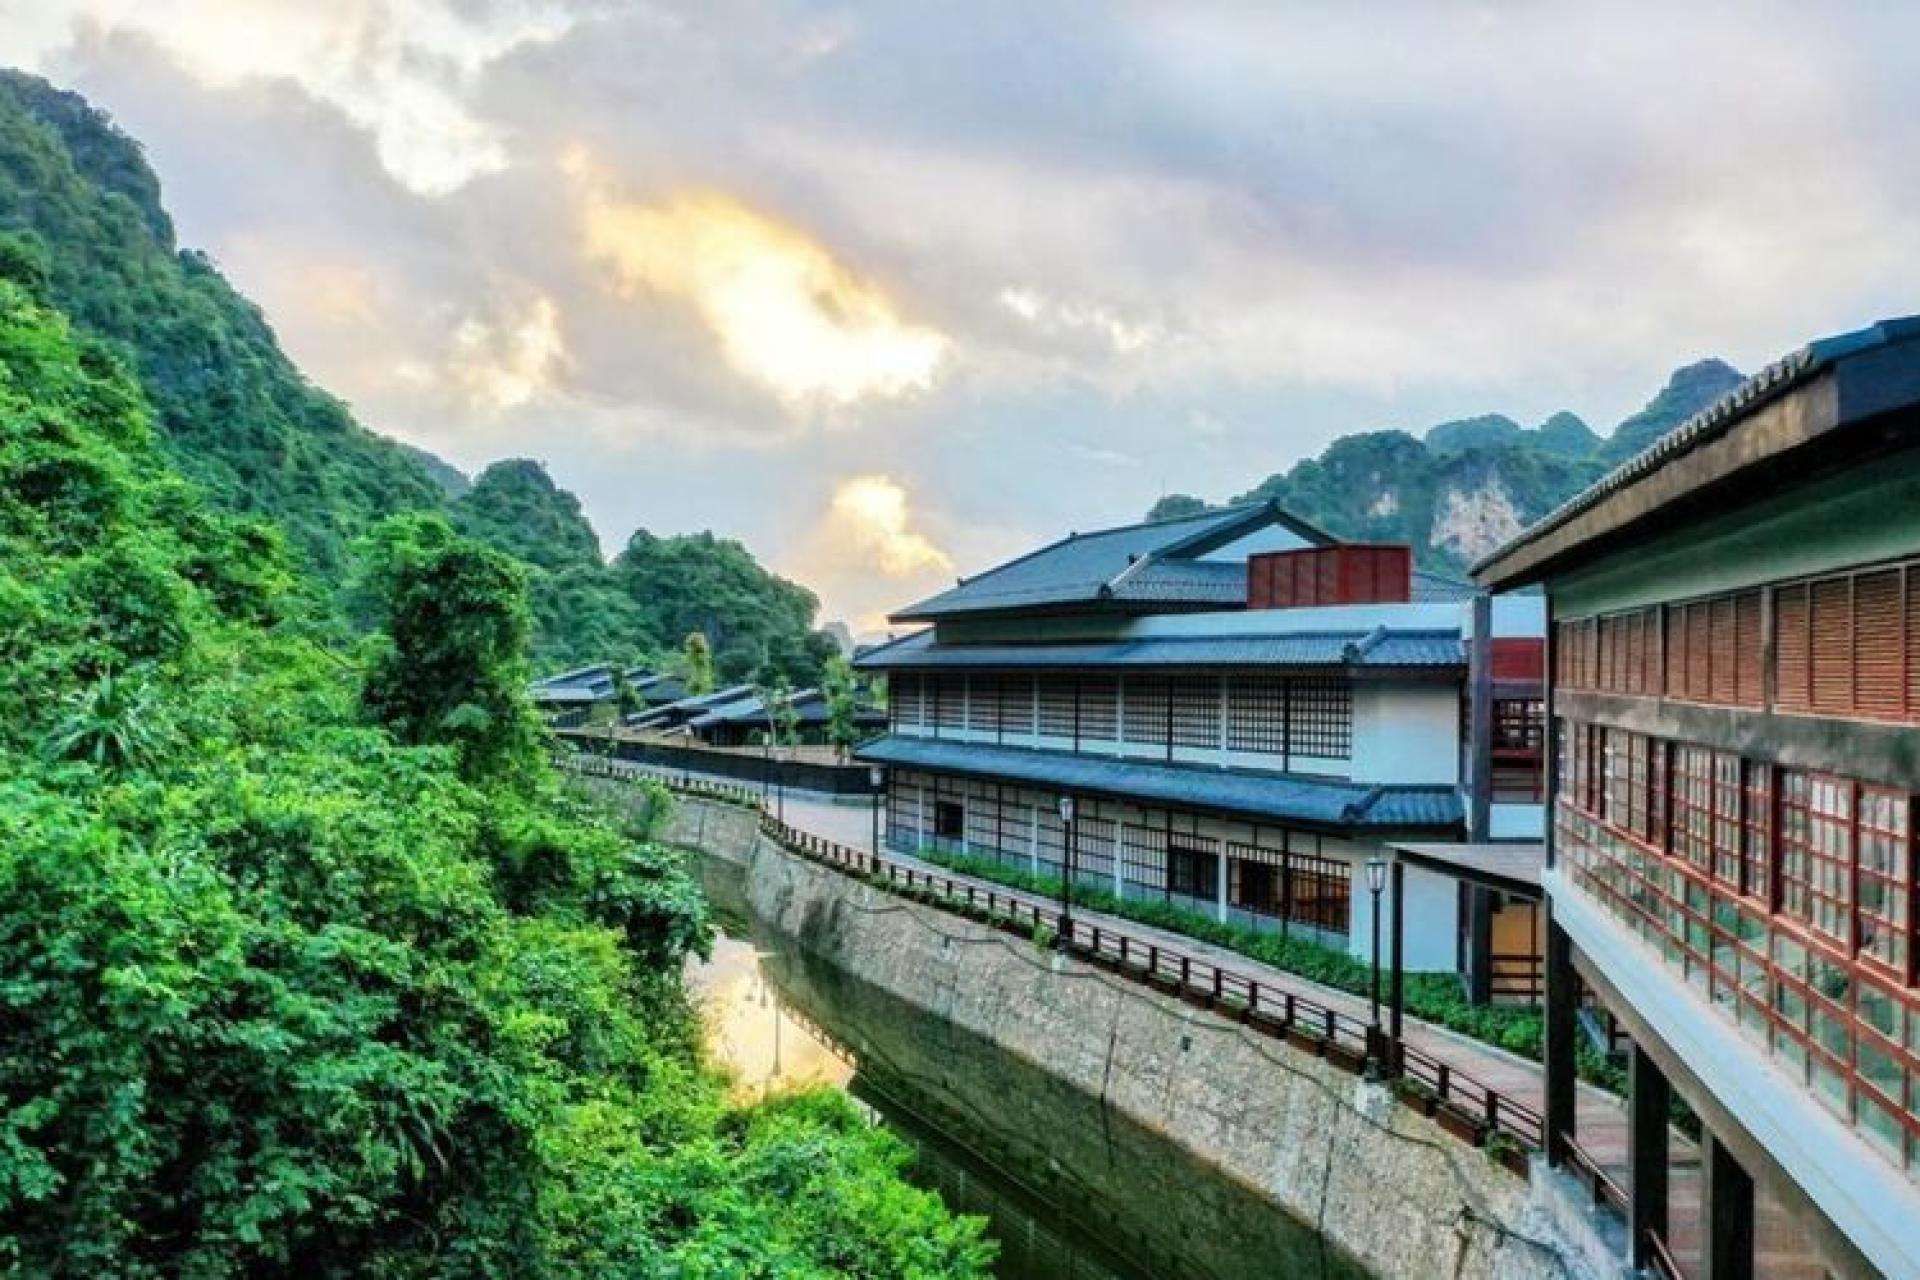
[869,765,885,857]
[1057,795,1077,948]
[1366,855,1389,1069]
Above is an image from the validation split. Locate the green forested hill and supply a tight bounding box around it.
[0,273,990,1275]
[0,70,445,580]
[1151,359,1745,572]
[0,70,839,681]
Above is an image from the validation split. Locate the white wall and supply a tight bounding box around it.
[1348,857,1460,971]
[1490,803,1544,840]
[1350,683,1462,785]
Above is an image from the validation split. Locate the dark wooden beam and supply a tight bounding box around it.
[1629,1041,1671,1270]
[1543,911,1578,1166]
[1557,688,1920,793]
[1703,1132,1755,1280]
[1389,858,1405,1072]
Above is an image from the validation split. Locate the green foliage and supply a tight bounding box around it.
[680,630,716,695]
[358,513,542,785]
[617,530,837,686]
[41,668,170,769]
[821,655,861,758]
[1145,493,1210,522]
[0,283,988,1278]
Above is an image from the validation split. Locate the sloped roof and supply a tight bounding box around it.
[530,664,661,704]
[1477,315,1920,586]
[893,501,1334,622]
[854,626,1463,671]
[1411,570,1475,603]
[688,688,887,729]
[857,736,1462,832]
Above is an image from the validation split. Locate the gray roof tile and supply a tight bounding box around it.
[855,627,1463,671]
[857,736,1462,832]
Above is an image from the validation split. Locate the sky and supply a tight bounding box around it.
[9,1,1920,632]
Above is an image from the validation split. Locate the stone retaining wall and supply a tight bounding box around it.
[668,793,1614,1280]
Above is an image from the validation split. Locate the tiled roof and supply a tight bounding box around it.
[688,688,887,729]
[1476,315,1920,577]
[530,664,661,704]
[893,501,1333,621]
[854,627,1463,671]
[857,736,1463,832]
[1411,570,1475,603]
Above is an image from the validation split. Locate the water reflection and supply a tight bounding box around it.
[688,918,1148,1280]
[687,929,854,1101]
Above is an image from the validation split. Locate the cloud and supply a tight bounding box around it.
[20,0,1920,628]
[817,475,954,577]
[790,475,956,630]
[396,293,570,412]
[573,162,949,407]
[20,0,592,193]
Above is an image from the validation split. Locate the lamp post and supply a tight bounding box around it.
[1366,855,1388,1072]
[1056,795,1077,949]
[869,765,885,857]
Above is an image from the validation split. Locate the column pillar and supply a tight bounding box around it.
[1702,1132,1754,1280]
[1466,887,1494,1004]
[1629,1042,1671,1271]
[1389,858,1405,1073]
[1216,840,1229,925]
[1543,909,1577,1166]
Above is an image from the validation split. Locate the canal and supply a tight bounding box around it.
[688,854,1368,1280]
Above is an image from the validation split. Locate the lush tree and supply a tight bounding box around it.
[358,513,542,785]
[679,630,715,695]
[821,655,861,760]
[617,530,833,686]
[0,281,990,1277]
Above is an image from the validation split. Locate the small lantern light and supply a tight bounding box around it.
[1366,855,1388,896]
[869,765,885,789]
[1057,795,1076,825]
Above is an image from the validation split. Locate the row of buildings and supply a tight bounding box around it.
[849,313,1920,1278]
[530,665,885,747]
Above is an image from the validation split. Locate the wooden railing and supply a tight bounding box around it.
[557,749,1547,1165]
[1643,1229,1686,1280]
[1562,1136,1629,1214]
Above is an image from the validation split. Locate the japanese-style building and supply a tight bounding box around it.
[1477,315,1920,1279]
[855,501,1545,973]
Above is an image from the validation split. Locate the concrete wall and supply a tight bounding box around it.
[667,794,1614,1280]
[1352,682,1461,785]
